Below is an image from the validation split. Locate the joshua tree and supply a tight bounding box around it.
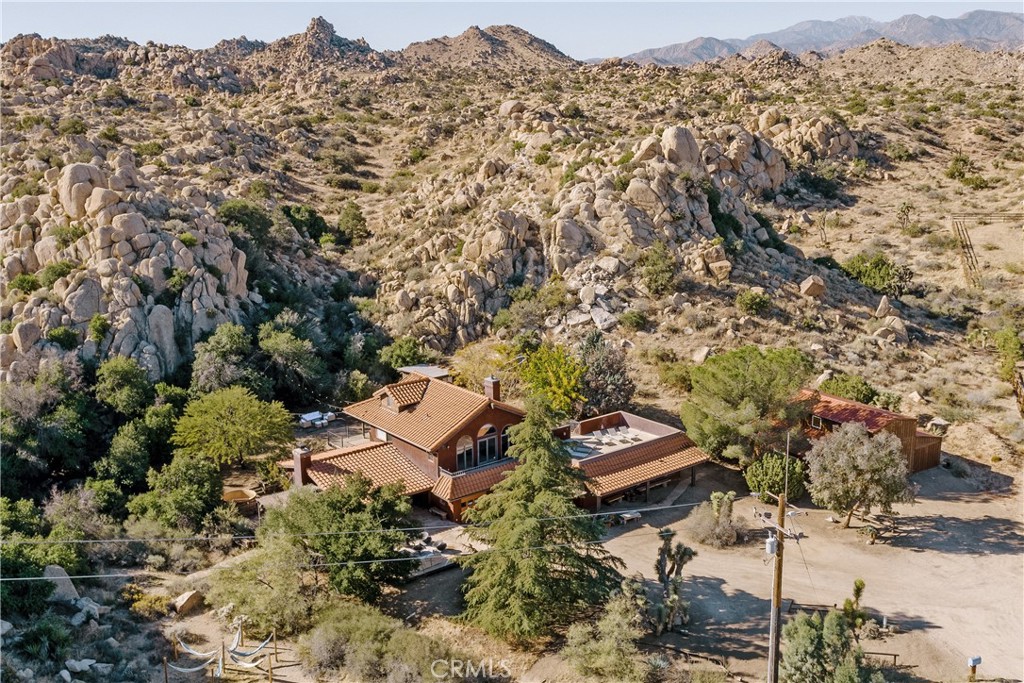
[652,528,696,635]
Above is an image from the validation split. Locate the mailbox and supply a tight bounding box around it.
[967,656,982,667]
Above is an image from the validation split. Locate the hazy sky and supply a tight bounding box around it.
[2,1,1018,59]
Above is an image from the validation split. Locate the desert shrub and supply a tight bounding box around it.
[98,125,122,143]
[795,166,840,199]
[563,586,649,683]
[885,142,917,162]
[842,253,912,297]
[10,178,42,198]
[744,452,806,502]
[18,613,73,663]
[658,361,692,392]
[9,273,40,292]
[561,101,585,119]
[282,204,330,241]
[735,289,771,316]
[619,309,648,332]
[685,491,740,548]
[994,327,1023,382]
[819,373,877,405]
[701,180,743,238]
[218,199,272,245]
[57,117,87,136]
[52,223,87,248]
[578,331,635,417]
[378,336,436,371]
[177,232,198,248]
[37,261,76,288]
[533,151,551,165]
[133,141,164,158]
[16,114,49,131]
[299,602,456,682]
[122,583,171,619]
[641,241,677,295]
[46,326,78,350]
[945,151,974,180]
[407,147,427,164]
[88,314,111,342]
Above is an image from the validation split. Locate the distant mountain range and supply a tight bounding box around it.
[621,10,1023,65]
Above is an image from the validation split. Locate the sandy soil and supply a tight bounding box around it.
[603,462,1024,683]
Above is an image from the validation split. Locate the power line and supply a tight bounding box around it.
[0,500,703,547]
[0,527,677,583]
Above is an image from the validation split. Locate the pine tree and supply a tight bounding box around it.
[458,397,623,643]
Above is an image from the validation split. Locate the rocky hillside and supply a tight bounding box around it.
[624,9,1024,64]
[2,19,1023,449]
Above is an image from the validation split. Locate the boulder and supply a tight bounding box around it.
[634,136,663,162]
[800,275,826,298]
[498,100,525,117]
[874,295,893,318]
[65,659,95,674]
[147,305,178,374]
[661,126,701,166]
[12,321,40,352]
[596,256,621,275]
[692,346,713,364]
[0,620,12,636]
[65,278,102,324]
[43,565,79,601]
[111,212,147,240]
[84,188,119,217]
[395,289,414,312]
[708,260,732,281]
[590,308,617,331]
[57,164,105,219]
[579,285,596,306]
[172,590,205,616]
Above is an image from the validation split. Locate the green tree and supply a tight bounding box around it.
[563,581,650,682]
[819,374,878,405]
[805,422,914,528]
[190,322,271,397]
[744,451,807,502]
[281,204,329,242]
[126,453,223,530]
[337,200,369,246]
[260,473,415,603]
[94,356,154,417]
[95,420,151,491]
[218,199,272,244]
[171,386,293,467]
[680,346,813,462]
[520,343,586,419]
[258,325,328,392]
[459,398,623,643]
[781,607,879,683]
[578,331,635,418]
[377,336,435,371]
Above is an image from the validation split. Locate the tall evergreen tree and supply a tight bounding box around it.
[459,397,623,643]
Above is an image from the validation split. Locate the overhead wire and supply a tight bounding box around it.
[0,525,679,583]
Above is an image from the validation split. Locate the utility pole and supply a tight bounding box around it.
[767,492,786,683]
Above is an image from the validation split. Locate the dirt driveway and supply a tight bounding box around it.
[603,462,1024,682]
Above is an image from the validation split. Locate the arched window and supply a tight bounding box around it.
[501,425,512,457]
[477,425,498,464]
[456,436,475,471]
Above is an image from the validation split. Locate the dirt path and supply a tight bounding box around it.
[603,463,1024,682]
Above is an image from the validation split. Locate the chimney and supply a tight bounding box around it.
[483,376,501,402]
[292,447,312,487]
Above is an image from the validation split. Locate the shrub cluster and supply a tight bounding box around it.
[842,253,913,298]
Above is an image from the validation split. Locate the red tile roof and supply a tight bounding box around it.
[303,442,436,495]
[797,389,911,433]
[344,375,523,452]
[432,460,517,501]
[575,433,710,496]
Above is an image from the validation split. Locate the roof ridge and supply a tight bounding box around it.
[811,389,907,418]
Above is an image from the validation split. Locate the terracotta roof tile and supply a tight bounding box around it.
[432,460,517,501]
[345,375,523,452]
[797,389,910,432]
[576,433,710,496]
[384,378,429,408]
[305,442,436,495]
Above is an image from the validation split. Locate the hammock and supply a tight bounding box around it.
[214,654,223,679]
[168,657,217,673]
[229,653,267,669]
[176,637,218,659]
[229,627,241,651]
[229,632,273,657]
